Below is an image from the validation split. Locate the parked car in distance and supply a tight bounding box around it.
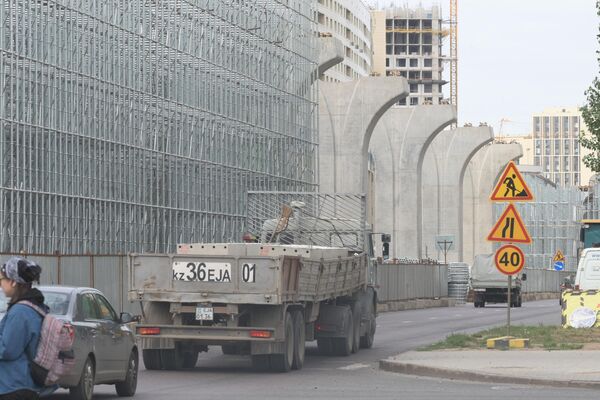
[36,286,139,400]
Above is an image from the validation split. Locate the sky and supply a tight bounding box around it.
[368,0,598,136]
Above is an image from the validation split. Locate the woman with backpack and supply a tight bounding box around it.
[0,257,45,400]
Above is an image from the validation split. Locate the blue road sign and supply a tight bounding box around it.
[554,261,565,271]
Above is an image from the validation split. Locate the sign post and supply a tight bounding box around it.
[487,161,533,339]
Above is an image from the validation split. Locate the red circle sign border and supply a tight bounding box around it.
[494,244,525,276]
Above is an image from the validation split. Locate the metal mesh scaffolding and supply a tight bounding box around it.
[0,0,319,253]
[493,175,582,271]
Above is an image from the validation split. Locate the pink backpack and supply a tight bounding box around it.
[19,300,76,386]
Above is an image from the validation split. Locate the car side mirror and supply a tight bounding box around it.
[120,312,133,324]
[521,273,527,281]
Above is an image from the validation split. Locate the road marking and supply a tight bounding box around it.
[428,317,438,320]
[339,363,370,371]
[402,320,413,323]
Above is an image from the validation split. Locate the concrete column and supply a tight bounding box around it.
[421,126,494,262]
[317,37,345,80]
[319,77,409,195]
[462,143,523,265]
[370,105,457,259]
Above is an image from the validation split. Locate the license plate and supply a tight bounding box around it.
[195,307,213,321]
[172,262,232,282]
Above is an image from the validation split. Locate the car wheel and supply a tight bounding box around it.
[69,357,94,400]
[116,350,138,397]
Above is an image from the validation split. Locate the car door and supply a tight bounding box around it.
[75,292,110,382]
[93,293,130,380]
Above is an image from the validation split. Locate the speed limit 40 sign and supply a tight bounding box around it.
[494,244,525,276]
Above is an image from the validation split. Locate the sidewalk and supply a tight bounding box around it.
[380,349,600,389]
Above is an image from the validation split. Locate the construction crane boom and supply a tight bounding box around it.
[449,0,458,121]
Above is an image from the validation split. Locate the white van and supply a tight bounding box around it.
[574,248,600,290]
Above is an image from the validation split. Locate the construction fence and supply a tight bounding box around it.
[1,254,568,313]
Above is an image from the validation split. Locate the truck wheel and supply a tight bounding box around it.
[270,312,294,372]
[142,349,162,370]
[161,349,183,370]
[251,355,271,371]
[291,310,305,370]
[360,301,375,349]
[317,338,333,355]
[332,307,353,356]
[351,302,361,353]
[181,351,198,369]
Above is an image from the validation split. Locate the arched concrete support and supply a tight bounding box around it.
[319,77,409,196]
[317,37,345,80]
[370,105,457,259]
[421,126,494,262]
[462,143,523,265]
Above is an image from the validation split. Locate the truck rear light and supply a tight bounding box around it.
[249,330,272,338]
[138,327,161,335]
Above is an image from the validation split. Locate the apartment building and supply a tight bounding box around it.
[317,0,373,82]
[532,108,592,187]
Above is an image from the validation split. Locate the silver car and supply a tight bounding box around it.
[37,286,139,400]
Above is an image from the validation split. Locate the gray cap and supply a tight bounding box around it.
[1,257,41,284]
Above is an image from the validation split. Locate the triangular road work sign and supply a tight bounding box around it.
[487,204,532,244]
[490,161,533,202]
[553,250,565,262]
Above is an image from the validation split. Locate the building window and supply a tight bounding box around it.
[574,174,579,185]
[386,58,390,67]
[409,71,420,80]
[424,58,432,67]
[398,97,407,106]
[396,59,406,67]
[534,156,540,166]
[422,45,432,55]
[422,71,432,80]
[563,116,569,133]
[386,32,393,43]
[422,33,432,44]
[543,117,550,134]
[410,97,419,105]
[409,58,418,67]
[574,139,579,155]
[554,140,560,155]
[534,140,541,154]
[572,116,580,132]
[553,116,559,136]
[534,117,540,137]
[386,45,392,55]
[409,83,418,93]
[424,83,432,93]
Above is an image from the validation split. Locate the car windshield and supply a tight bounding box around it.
[41,291,70,315]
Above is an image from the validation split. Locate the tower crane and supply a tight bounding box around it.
[449,0,458,123]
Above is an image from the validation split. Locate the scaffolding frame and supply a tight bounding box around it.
[0,0,319,253]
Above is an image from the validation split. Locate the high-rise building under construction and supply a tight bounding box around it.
[371,5,447,106]
[0,0,319,254]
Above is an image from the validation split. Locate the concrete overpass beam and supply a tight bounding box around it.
[319,77,409,195]
[370,105,457,259]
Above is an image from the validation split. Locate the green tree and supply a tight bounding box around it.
[581,1,600,173]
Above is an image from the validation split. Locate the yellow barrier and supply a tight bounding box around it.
[561,289,600,328]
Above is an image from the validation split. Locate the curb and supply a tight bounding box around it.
[378,360,600,390]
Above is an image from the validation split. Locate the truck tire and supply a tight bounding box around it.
[270,312,294,372]
[317,338,333,355]
[332,307,353,356]
[161,349,183,370]
[351,302,361,354]
[181,351,198,369]
[291,310,305,370]
[360,300,375,349]
[142,349,162,370]
[251,355,271,371]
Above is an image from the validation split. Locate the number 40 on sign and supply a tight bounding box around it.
[494,244,525,276]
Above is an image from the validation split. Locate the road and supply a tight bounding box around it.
[48,300,598,399]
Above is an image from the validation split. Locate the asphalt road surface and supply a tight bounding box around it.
[48,300,599,399]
